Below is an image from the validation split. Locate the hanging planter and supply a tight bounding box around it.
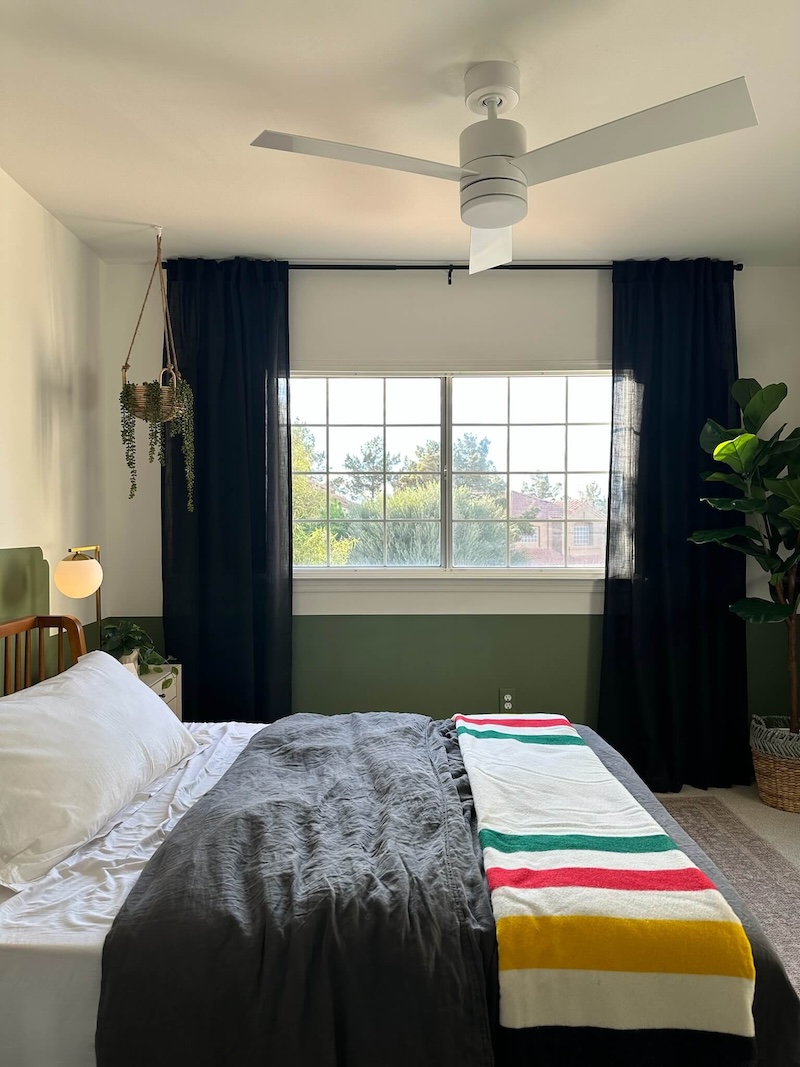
[120,230,195,511]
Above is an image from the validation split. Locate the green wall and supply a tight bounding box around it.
[292,615,604,724]
[0,547,49,619]
[293,615,798,725]
[747,623,797,720]
[0,544,792,725]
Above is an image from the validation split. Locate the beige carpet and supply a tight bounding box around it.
[674,783,800,869]
[660,793,799,991]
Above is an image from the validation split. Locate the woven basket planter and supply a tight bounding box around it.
[750,716,800,813]
[122,368,186,424]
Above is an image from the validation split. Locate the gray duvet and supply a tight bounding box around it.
[95,714,799,1066]
[96,714,497,1066]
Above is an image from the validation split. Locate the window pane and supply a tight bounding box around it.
[330,475,384,516]
[453,522,508,567]
[328,378,383,424]
[453,475,507,519]
[510,474,564,519]
[387,474,440,519]
[291,425,326,472]
[340,523,385,566]
[328,428,384,472]
[386,427,440,471]
[509,425,565,472]
[567,425,610,471]
[511,521,565,567]
[453,377,508,423]
[290,378,326,424]
[387,522,441,566]
[569,376,612,423]
[288,373,609,572]
[567,474,608,519]
[452,427,507,472]
[568,521,606,567]
[292,474,327,520]
[293,522,329,566]
[510,377,566,424]
[386,378,440,424]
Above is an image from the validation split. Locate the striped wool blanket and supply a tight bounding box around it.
[455,713,756,1063]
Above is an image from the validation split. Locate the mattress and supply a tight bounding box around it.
[0,721,263,1067]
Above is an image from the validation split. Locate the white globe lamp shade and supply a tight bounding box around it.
[54,556,103,599]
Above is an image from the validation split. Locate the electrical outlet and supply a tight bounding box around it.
[498,688,516,713]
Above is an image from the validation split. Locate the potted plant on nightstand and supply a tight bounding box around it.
[102,620,177,679]
[691,378,800,811]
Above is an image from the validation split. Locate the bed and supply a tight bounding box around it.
[0,615,797,1067]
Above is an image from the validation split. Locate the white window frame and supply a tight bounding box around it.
[292,373,608,615]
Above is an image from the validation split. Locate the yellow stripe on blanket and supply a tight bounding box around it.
[497,914,756,979]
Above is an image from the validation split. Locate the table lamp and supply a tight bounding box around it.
[53,545,103,648]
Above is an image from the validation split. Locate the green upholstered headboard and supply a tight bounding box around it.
[0,547,50,622]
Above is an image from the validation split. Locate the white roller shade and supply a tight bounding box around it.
[289,268,611,375]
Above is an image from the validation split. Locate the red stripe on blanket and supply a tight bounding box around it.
[486,865,716,893]
[453,715,571,730]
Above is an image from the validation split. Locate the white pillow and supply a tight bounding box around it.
[0,650,197,887]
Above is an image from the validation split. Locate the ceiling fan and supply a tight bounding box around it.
[252,61,757,274]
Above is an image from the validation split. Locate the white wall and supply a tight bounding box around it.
[735,266,800,594]
[736,267,800,423]
[100,265,165,617]
[0,167,104,627]
[3,216,791,627]
[0,170,165,621]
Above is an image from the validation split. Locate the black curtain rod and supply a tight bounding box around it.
[288,262,744,272]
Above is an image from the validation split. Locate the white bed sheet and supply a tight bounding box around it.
[0,720,263,1067]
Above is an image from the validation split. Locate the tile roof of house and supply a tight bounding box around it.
[510,490,606,520]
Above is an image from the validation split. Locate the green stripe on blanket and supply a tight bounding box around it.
[480,829,679,854]
[455,726,585,745]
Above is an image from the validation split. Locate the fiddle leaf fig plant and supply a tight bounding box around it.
[690,379,800,733]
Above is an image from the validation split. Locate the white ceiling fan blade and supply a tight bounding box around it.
[251,130,476,182]
[513,76,757,187]
[469,226,513,275]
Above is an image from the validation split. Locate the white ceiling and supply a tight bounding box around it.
[1,0,798,265]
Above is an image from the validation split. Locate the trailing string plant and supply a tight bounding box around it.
[119,228,195,511]
[690,379,800,734]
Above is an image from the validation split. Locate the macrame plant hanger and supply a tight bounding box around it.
[118,227,195,512]
[121,227,184,422]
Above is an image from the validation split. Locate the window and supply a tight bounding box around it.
[573,524,593,547]
[517,527,540,545]
[291,375,610,571]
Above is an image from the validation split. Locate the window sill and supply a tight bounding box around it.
[293,569,605,615]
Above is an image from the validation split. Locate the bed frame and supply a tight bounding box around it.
[0,615,87,695]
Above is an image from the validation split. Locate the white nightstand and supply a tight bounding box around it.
[140,664,183,720]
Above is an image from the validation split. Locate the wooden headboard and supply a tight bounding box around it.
[0,615,87,695]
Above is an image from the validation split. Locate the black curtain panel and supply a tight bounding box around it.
[598,259,751,791]
[162,258,291,723]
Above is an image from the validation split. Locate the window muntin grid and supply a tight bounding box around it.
[291,375,610,570]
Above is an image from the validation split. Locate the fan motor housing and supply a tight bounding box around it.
[459,118,528,228]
